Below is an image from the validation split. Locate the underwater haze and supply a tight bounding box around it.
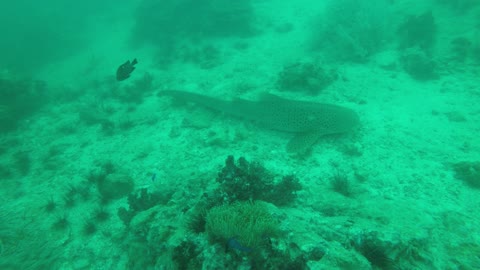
[1,0,480,269]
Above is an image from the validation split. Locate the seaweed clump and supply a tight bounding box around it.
[215,155,301,206]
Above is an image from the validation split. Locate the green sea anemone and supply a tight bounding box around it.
[205,201,279,249]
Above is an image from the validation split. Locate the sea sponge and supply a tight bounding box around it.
[205,201,279,249]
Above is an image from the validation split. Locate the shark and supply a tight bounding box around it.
[159,90,359,153]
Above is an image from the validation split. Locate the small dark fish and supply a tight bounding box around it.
[151,173,157,182]
[226,237,252,252]
[116,58,138,81]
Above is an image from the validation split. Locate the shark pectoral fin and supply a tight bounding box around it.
[286,132,322,154]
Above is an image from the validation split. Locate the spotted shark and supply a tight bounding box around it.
[159,90,359,153]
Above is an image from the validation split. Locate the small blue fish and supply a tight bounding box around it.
[226,237,252,252]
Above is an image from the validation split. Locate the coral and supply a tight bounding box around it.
[97,172,134,204]
[172,240,202,270]
[118,188,173,226]
[117,208,133,226]
[215,156,302,206]
[131,0,255,66]
[452,161,480,188]
[349,231,435,269]
[216,155,274,203]
[450,37,472,61]
[448,36,480,65]
[115,72,154,104]
[121,204,181,269]
[351,232,395,269]
[313,0,392,62]
[397,11,439,81]
[277,62,337,95]
[205,201,279,249]
[86,161,115,184]
[134,0,254,40]
[0,2,93,73]
[271,175,302,206]
[251,246,309,270]
[401,48,438,81]
[307,245,327,261]
[0,78,49,132]
[436,0,479,14]
[86,161,133,204]
[127,188,170,213]
[397,11,436,53]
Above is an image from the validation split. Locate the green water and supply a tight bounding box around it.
[1,0,479,269]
